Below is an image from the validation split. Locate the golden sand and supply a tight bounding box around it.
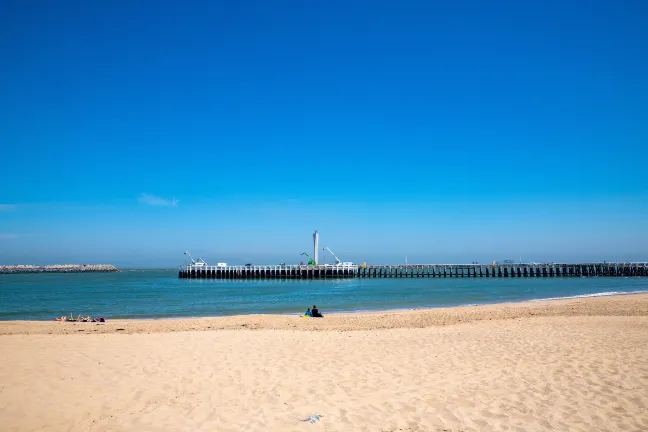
[1,294,647,431]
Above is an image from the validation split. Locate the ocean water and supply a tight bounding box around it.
[0,270,646,320]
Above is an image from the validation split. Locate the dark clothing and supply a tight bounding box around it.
[312,308,323,318]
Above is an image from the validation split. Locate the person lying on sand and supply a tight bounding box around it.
[67,313,82,322]
[54,314,103,322]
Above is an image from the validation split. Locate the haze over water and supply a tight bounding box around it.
[1,271,646,320]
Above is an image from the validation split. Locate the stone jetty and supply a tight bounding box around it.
[0,264,120,274]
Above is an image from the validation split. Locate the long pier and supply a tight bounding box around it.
[179,262,648,279]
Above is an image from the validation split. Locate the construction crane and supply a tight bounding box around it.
[300,252,317,266]
[322,247,341,265]
[184,251,207,266]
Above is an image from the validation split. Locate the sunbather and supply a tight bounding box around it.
[67,313,82,322]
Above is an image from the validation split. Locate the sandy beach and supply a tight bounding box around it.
[1,294,647,431]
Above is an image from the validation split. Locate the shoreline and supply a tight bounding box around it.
[1,288,646,323]
[1,292,646,335]
[0,290,648,322]
[323,288,648,315]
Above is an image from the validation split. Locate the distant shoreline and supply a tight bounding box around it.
[0,264,120,274]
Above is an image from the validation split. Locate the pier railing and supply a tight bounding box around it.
[179,262,648,279]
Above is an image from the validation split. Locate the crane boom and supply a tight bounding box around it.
[301,252,317,266]
[184,251,207,266]
[323,247,341,264]
[184,251,196,264]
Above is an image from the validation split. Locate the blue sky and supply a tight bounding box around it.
[1,0,647,267]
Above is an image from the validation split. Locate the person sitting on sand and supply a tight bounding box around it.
[54,315,67,322]
[304,307,312,317]
[311,305,323,318]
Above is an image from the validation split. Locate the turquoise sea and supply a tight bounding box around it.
[0,270,646,320]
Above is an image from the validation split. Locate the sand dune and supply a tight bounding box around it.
[1,295,647,431]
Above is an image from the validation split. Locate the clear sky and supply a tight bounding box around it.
[1,0,647,267]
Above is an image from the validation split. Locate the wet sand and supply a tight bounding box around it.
[1,294,647,431]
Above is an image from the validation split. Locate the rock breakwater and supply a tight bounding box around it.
[0,264,120,274]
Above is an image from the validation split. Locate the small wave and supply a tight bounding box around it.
[530,290,648,302]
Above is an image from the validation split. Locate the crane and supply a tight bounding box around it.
[184,251,196,264]
[300,252,317,266]
[322,247,341,265]
[184,251,207,266]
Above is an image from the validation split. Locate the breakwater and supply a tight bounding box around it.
[179,262,648,279]
[0,264,120,274]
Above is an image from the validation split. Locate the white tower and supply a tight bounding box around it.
[313,230,319,265]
